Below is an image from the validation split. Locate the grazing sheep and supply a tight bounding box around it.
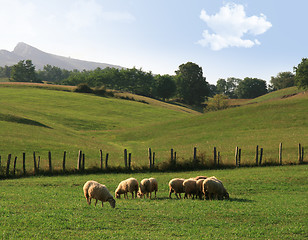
[202,177,229,200]
[194,176,207,181]
[183,179,198,199]
[196,178,207,199]
[115,177,139,199]
[138,178,151,198]
[149,178,158,199]
[138,177,158,199]
[83,180,116,208]
[169,178,185,199]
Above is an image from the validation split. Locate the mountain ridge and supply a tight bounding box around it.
[0,42,123,71]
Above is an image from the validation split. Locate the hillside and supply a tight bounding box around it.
[0,85,307,171]
[0,42,122,70]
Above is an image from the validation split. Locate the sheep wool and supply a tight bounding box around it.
[169,178,185,199]
[83,181,116,208]
[115,177,139,199]
[138,177,158,199]
[203,177,229,200]
[183,179,198,199]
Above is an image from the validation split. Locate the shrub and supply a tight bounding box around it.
[74,83,93,93]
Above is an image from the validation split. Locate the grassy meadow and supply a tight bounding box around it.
[0,84,307,173]
[0,165,307,239]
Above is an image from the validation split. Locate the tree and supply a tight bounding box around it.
[235,77,267,99]
[270,72,295,90]
[205,94,229,111]
[37,64,70,83]
[216,77,241,98]
[294,58,308,89]
[154,74,176,101]
[10,60,39,82]
[175,62,210,105]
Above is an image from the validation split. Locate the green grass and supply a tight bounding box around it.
[0,165,307,239]
[0,85,307,174]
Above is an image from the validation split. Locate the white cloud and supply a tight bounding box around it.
[197,3,272,50]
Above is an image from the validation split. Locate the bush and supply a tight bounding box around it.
[93,86,107,96]
[74,83,93,93]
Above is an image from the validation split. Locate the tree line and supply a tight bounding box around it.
[1,58,307,105]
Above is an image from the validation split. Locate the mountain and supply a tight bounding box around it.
[0,42,122,70]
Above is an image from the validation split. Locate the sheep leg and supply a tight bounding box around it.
[95,199,98,206]
[101,202,104,208]
[155,191,157,198]
[169,189,174,198]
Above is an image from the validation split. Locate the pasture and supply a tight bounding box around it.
[0,165,307,239]
[0,84,307,174]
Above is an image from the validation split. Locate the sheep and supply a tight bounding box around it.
[83,180,116,208]
[115,177,139,199]
[196,178,207,199]
[194,176,207,181]
[183,179,198,199]
[202,177,229,200]
[138,178,150,198]
[138,177,158,199]
[169,178,185,199]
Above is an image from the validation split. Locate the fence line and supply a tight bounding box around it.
[0,143,306,178]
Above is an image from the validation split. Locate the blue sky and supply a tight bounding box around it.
[0,0,307,84]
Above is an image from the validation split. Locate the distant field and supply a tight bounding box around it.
[0,165,307,239]
[0,84,307,173]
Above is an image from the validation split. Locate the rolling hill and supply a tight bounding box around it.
[0,84,307,172]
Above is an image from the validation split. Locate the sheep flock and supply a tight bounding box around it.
[83,176,229,209]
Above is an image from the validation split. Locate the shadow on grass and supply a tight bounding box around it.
[229,197,254,203]
[0,113,51,129]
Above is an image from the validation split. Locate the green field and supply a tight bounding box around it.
[0,165,307,239]
[0,84,307,173]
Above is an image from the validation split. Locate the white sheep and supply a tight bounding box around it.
[183,179,198,199]
[196,178,207,199]
[169,178,185,199]
[115,177,139,199]
[202,177,229,200]
[83,180,116,208]
[138,177,158,199]
[194,176,207,181]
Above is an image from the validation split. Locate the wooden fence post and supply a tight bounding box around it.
[23,153,26,175]
[259,148,263,166]
[298,144,302,164]
[279,143,283,165]
[77,150,82,171]
[255,145,259,166]
[302,147,304,163]
[148,148,152,169]
[0,155,2,168]
[170,148,174,165]
[128,153,132,170]
[33,152,37,174]
[217,152,220,166]
[13,156,17,175]
[193,147,197,165]
[100,149,103,169]
[124,149,128,169]
[48,151,52,173]
[153,152,155,168]
[235,146,239,167]
[238,149,241,167]
[6,154,11,176]
[213,147,217,166]
[63,151,66,172]
[105,153,109,169]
